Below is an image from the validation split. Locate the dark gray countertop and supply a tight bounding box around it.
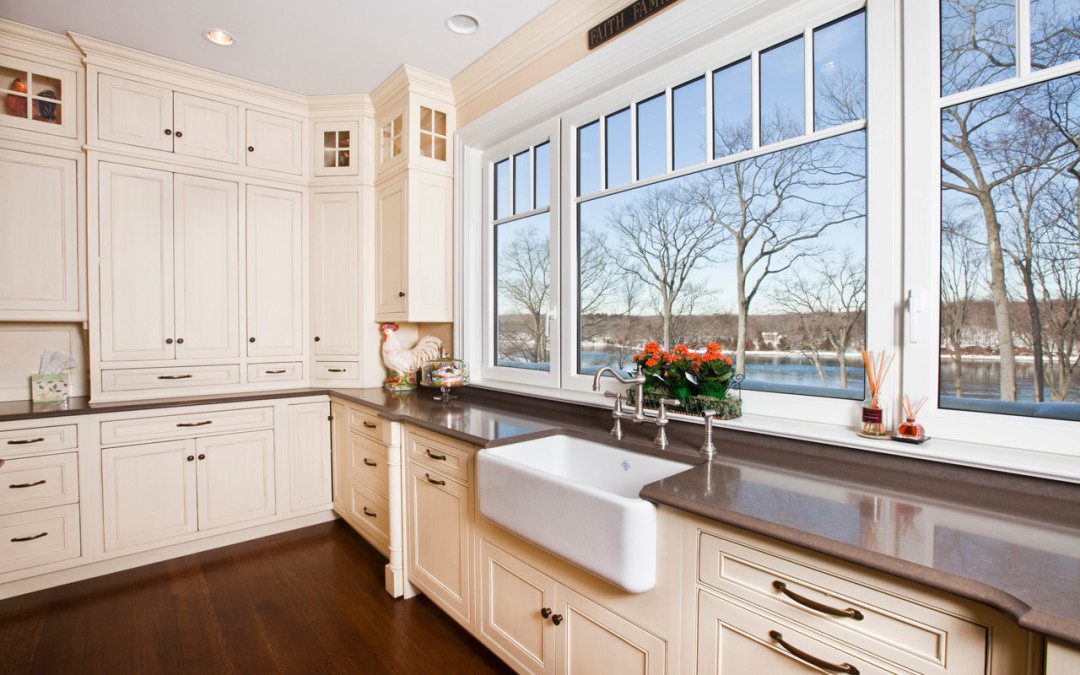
[3,386,1078,644]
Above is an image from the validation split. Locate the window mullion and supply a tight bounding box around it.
[803,25,814,134]
[1016,0,1032,77]
[751,50,761,150]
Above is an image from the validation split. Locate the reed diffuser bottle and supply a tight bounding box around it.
[895,394,928,442]
[859,350,894,439]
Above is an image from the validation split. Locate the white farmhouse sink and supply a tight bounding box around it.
[477,435,690,593]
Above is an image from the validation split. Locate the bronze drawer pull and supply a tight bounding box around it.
[362,421,377,429]
[9,479,46,489]
[265,369,287,374]
[362,507,377,518]
[768,631,859,674]
[158,374,193,380]
[11,532,48,543]
[424,473,445,486]
[425,450,447,461]
[176,421,212,428]
[7,437,45,445]
[363,458,377,467]
[772,581,864,620]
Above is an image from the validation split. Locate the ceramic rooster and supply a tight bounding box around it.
[380,322,442,391]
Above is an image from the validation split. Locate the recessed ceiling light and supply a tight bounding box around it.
[203,29,237,47]
[446,12,480,35]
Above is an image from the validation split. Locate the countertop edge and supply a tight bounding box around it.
[640,482,1080,646]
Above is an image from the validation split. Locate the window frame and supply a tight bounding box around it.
[480,120,562,389]
[902,0,1080,455]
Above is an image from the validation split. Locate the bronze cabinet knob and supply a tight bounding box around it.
[197,454,206,460]
[248,145,255,152]
[165,338,173,344]
[186,455,194,462]
[176,338,184,344]
[540,607,552,619]
[398,291,406,297]
[164,129,172,135]
[551,614,563,626]
[314,336,320,342]
[174,130,183,138]
[249,337,256,343]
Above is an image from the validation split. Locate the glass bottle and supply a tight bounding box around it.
[859,396,890,438]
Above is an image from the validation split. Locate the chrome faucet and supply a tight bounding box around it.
[592,366,679,448]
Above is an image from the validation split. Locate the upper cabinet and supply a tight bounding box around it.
[0,53,77,138]
[96,73,303,176]
[98,163,239,363]
[245,109,303,175]
[246,185,304,357]
[315,121,358,177]
[0,147,82,320]
[312,191,360,356]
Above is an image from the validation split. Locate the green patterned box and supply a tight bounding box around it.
[31,373,69,403]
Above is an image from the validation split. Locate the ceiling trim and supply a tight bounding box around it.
[0,17,82,65]
[70,31,310,109]
[370,63,455,111]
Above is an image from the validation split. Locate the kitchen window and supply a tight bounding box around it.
[904,0,1080,452]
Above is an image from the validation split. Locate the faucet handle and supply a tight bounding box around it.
[603,391,623,399]
[700,409,717,458]
[658,398,681,409]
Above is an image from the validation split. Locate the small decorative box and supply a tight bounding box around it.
[31,373,69,403]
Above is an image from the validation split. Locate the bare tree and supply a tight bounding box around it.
[688,129,865,376]
[496,227,549,364]
[941,212,984,397]
[1035,179,1080,401]
[767,254,866,389]
[605,185,726,349]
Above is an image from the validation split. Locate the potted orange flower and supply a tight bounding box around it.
[629,342,740,418]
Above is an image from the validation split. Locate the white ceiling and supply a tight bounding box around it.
[0,0,557,95]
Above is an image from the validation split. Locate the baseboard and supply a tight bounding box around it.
[0,510,339,600]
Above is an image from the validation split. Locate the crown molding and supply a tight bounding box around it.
[451,0,626,110]
[0,18,82,66]
[370,64,454,112]
[308,93,374,118]
[69,32,311,111]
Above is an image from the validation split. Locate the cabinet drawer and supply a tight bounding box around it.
[407,430,470,485]
[347,431,388,499]
[0,453,78,515]
[0,425,77,457]
[315,361,359,380]
[101,407,274,446]
[345,406,389,444]
[0,503,80,575]
[347,479,389,546]
[100,365,241,392]
[247,362,303,383]
[698,532,988,673]
[698,589,902,675]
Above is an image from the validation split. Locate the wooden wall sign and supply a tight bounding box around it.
[587,0,681,50]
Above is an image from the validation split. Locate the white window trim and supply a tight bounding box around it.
[902,0,1080,458]
[455,0,1080,482]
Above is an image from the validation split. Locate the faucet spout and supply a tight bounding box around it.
[593,366,647,422]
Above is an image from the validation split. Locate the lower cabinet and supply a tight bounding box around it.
[697,589,896,674]
[102,430,275,552]
[407,458,472,626]
[479,540,666,675]
[287,402,332,512]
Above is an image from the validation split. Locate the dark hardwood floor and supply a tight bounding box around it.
[0,520,511,674]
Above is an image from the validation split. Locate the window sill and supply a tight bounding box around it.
[471,381,1080,485]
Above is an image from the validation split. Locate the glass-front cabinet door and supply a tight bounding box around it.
[0,54,76,138]
[315,120,359,176]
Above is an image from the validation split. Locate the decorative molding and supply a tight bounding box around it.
[0,18,83,66]
[451,0,627,110]
[309,93,374,118]
[370,64,454,111]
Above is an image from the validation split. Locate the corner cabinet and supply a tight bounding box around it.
[374,169,453,322]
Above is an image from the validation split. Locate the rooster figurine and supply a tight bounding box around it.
[380,322,442,391]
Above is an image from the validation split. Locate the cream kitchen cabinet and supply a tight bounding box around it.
[407,455,472,627]
[479,539,666,675]
[246,185,304,357]
[245,109,303,175]
[312,192,360,357]
[374,169,453,322]
[0,147,82,320]
[97,74,239,163]
[98,163,239,362]
[102,430,275,552]
[287,401,332,512]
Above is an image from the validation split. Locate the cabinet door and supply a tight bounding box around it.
[287,401,332,512]
[245,110,302,174]
[480,541,557,674]
[330,401,347,515]
[173,93,238,163]
[246,185,303,356]
[697,590,895,675]
[173,174,239,359]
[98,74,173,151]
[407,172,453,321]
[312,192,359,356]
[99,163,175,361]
[195,430,275,531]
[408,461,471,626]
[554,584,666,675]
[101,439,197,551]
[0,149,79,318]
[375,177,408,317]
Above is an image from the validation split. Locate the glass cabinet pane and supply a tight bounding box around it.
[324,131,336,149]
[1,66,29,120]
[420,106,433,132]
